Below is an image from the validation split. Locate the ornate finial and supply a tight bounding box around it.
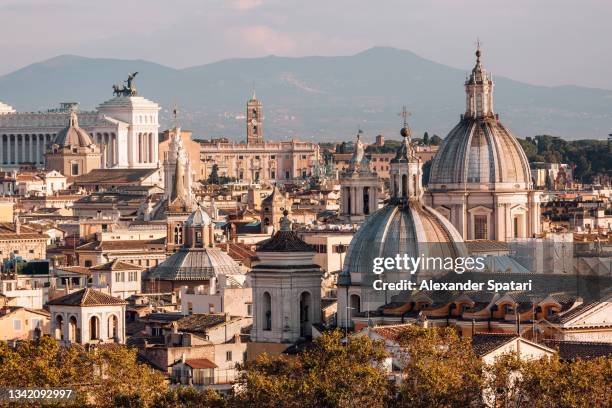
[280,210,292,231]
[475,38,482,61]
[399,106,412,140]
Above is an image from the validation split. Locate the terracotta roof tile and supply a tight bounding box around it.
[47,288,127,307]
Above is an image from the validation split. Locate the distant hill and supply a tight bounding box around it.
[0,47,610,141]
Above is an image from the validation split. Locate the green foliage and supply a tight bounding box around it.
[366,140,402,153]
[423,132,430,145]
[206,164,237,185]
[429,135,443,145]
[394,326,484,408]
[519,135,610,182]
[0,337,165,408]
[231,330,392,408]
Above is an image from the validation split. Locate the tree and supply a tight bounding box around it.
[423,132,430,145]
[208,164,220,185]
[231,330,392,408]
[429,135,443,146]
[394,326,484,408]
[0,337,166,408]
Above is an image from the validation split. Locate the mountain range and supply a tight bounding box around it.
[0,47,610,141]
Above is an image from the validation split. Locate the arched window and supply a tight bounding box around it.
[89,316,100,341]
[300,291,312,337]
[263,292,272,331]
[108,315,118,340]
[69,316,78,342]
[401,175,408,199]
[195,231,202,244]
[55,315,64,340]
[174,225,183,244]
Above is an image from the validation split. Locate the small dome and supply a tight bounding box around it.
[54,111,94,148]
[185,206,212,227]
[428,117,531,189]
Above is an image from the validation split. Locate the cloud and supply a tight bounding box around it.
[238,25,296,55]
[230,0,264,11]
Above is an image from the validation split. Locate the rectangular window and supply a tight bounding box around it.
[226,351,232,361]
[271,170,276,179]
[474,215,488,240]
[285,170,290,179]
[13,319,21,331]
[128,271,138,282]
[115,272,125,282]
[246,304,252,316]
[71,163,79,176]
[271,155,275,160]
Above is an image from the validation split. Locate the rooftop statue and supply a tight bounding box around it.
[112,72,139,97]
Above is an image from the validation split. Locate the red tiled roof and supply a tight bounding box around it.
[90,259,143,271]
[371,324,413,342]
[47,288,127,307]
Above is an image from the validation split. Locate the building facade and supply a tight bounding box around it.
[199,95,320,184]
[0,75,160,170]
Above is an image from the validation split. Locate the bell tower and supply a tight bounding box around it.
[246,90,263,144]
[389,107,423,202]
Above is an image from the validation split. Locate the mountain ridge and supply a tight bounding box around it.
[0,47,610,141]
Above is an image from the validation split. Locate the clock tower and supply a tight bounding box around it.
[246,90,263,144]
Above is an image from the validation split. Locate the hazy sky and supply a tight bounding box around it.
[1,0,611,89]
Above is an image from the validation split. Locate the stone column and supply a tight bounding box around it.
[355,187,363,215]
[0,135,4,165]
[13,136,18,165]
[27,135,32,164]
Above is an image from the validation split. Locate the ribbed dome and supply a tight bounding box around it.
[186,206,211,227]
[339,202,467,285]
[428,116,532,189]
[149,248,243,281]
[54,111,94,148]
[429,47,531,191]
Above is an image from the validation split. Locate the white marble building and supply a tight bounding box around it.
[0,88,160,170]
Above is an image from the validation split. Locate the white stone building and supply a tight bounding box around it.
[251,213,323,343]
[48,288,127,345]
[0,78,160,170]
[90,259,143,300]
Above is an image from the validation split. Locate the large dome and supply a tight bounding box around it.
[428,116,532,189]
[339,201,467,286]
[429,46,532,191]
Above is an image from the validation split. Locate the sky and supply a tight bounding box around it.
[1,0,611,89]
